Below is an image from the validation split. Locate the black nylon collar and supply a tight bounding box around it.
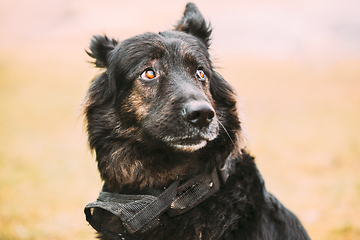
[84,154,237,239]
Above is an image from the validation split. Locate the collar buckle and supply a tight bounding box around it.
[167,168,220,217]
[218,154,237,183]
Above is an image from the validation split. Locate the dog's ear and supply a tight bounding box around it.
[86,35,118,68]
[175,3,211,48]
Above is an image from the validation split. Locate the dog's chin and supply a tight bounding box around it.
[168,139,207,152]
[160,121,219,152]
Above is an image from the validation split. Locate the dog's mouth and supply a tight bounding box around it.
[157,116,220,152]
[167,138,208,152]
[162,131,217,152]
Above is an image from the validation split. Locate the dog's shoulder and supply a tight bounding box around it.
[259,191,311,240]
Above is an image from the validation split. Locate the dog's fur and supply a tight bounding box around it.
[83,3,310,240]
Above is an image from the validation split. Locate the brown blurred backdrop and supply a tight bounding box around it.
[0,0,359,239]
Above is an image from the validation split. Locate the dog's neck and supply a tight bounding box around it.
[100,142,233,194]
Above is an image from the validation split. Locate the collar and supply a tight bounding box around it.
[84,154,237,239]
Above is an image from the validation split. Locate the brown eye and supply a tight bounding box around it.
[141,69,156,80]
[196,69,206,81]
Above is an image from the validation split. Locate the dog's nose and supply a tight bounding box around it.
[184,101,215,128]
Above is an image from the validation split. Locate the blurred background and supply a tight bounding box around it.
[0,0,359,239]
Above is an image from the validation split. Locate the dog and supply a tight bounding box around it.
[83,3,311,240]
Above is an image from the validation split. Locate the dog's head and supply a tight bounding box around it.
[84,3,241,187]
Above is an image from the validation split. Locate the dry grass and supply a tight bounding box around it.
[1,1,360,239]
[0,49,102,239]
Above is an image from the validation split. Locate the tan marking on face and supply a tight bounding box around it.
[125,83,152,122]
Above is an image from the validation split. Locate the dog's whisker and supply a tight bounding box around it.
[217,119,236,148]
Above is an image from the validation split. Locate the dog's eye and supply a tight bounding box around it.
[196,69,206,81]
[141,69,156,80]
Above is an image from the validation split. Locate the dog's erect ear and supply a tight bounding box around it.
[86,35,118,68]
[175,3,212,48]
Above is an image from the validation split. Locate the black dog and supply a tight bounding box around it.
[83,3,310,240]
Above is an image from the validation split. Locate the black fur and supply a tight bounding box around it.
[83,3,310,240]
